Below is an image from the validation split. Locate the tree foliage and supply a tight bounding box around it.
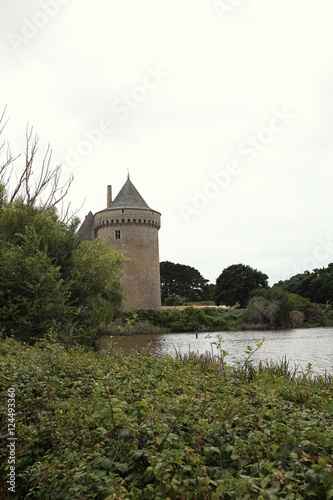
[0,111,125,345]
[215,264,269,308]
[70,238,125,343]
[242,288,327,329]
[275,264,333,306]
[242,288,293,328]
[0,197,125,345]
[0,226,72,341]
[160,261,211,303]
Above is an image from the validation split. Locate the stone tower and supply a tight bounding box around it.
[79,175,161,309]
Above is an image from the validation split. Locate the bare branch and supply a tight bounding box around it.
[0,106,9,136]
[59,196,84,225]
[1,109,76,219]
[0,107,19,187]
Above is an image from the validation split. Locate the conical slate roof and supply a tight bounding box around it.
[108,177,151,210]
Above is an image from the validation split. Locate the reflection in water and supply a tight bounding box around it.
[101,327,333,374]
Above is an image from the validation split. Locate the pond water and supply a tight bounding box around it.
[101,327,333,374]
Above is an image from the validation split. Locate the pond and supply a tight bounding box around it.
[101,327,333,374]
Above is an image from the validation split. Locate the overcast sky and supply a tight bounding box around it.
[1,0,333,285]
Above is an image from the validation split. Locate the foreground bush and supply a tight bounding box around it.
[0,337,332,499]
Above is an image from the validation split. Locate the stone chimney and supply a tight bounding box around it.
[107,185,112,207]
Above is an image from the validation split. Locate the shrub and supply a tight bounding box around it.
[290,310,305,328]
[242,288,293,329]
[287,292,327,327]
[0,337,332,498]
[0,202,126,346]
[118,307,244,333]
[242,288,327,330]
[163,294,185,306]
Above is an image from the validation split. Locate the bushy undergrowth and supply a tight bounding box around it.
[241,289,328,330]
[109,300,330,336]
[0,337,332,499]
[118,307,243,333]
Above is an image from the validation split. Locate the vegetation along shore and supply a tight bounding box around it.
[106,289,333,337]
[1,336,332,498]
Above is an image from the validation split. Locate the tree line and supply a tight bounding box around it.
[160,262,269,307]
[160,261,332,328]
[161,260,333,308]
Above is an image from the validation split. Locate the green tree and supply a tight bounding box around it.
[286,292,327,326]
[0,113,125,345]
[215,264,268,308]
[160,261,210,303]
[276,264,333,306]
[70,237,125,345]
[0,199,80,281]
[0,226,72,342]
[0,198,126,345]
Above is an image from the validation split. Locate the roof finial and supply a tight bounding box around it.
[127,169,130,180]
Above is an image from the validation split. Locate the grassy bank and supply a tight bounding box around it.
[106,302,331,336]
[106,307,244,335]
[1,336,332,499]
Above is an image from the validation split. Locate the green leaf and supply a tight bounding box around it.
[325,402,333,416]
[114,462,129,473]
[130,450,144,460]
[101,458,113,470]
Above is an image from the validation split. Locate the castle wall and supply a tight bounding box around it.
[94,208,161,309]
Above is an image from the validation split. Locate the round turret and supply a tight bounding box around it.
[93,176,161,309]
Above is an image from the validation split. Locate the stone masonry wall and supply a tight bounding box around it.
[94,208,161,309]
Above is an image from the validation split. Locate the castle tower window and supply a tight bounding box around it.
[122,209,124,213]
[115,230,121,240]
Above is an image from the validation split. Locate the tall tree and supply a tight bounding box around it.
[0,109,125,345]
[160,261,209,302]
[215,264,268,308]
